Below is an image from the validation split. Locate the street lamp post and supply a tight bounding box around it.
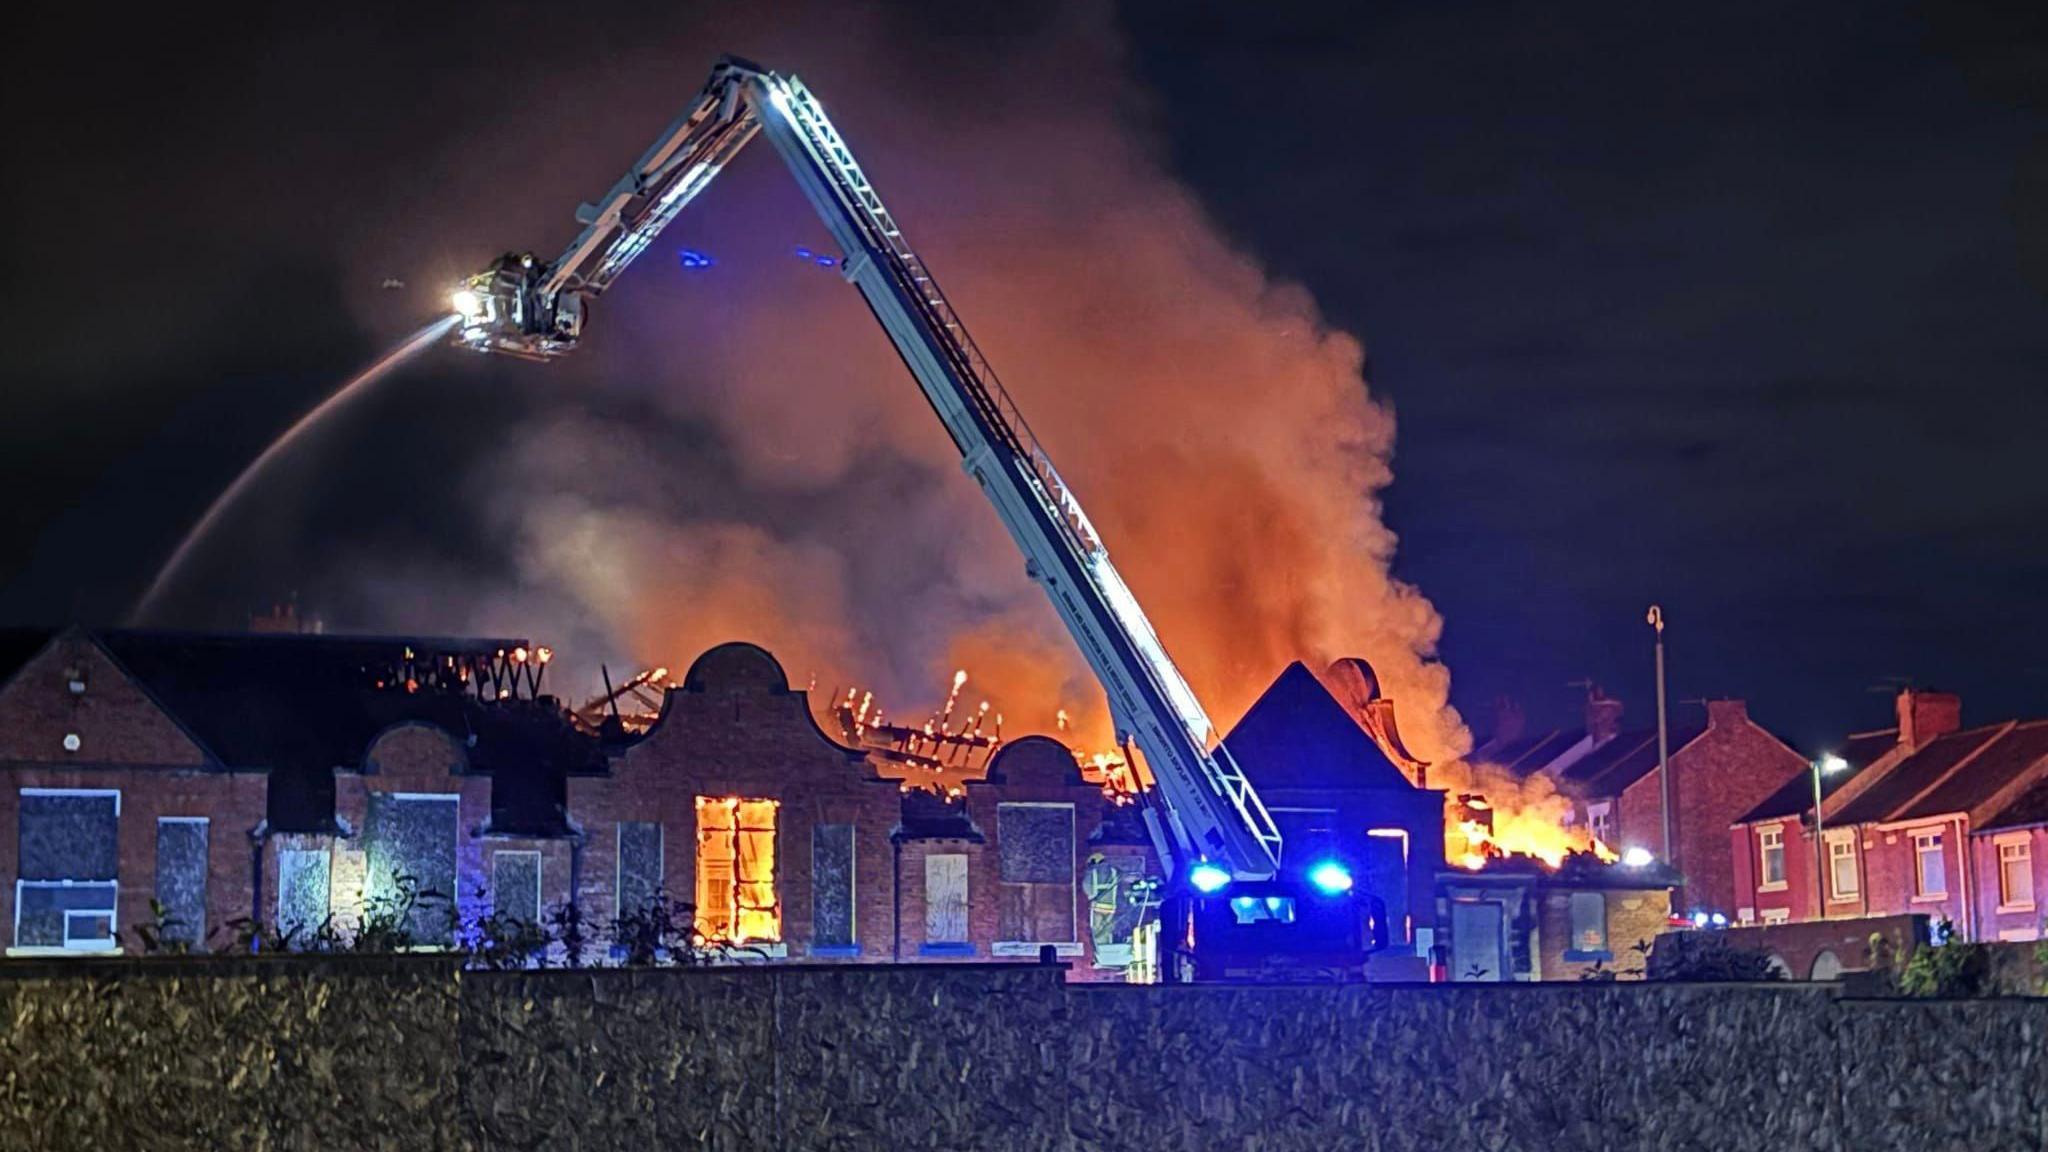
[1811,754,1848,920]
[1647,607,1672,868]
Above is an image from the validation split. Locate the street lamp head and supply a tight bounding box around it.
[1817,753,1848,776]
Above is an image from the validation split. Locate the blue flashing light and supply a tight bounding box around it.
[1188,862,1232,895]
[794,246,839,269]
[1306,860,1354,896]
[678,248,715,269]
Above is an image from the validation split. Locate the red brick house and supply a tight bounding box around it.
[1,628,268,954]
[1729,689,2048,943]
[1529,697,1806,918]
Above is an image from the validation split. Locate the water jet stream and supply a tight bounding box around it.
[131,314,461,623]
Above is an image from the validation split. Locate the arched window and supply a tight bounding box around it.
[1809,949,1842,981]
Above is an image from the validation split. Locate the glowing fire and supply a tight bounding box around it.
[1443,776,1608,870]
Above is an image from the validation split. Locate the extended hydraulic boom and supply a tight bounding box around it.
[452,57,1299,901]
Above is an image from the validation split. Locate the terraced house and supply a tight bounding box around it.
[1728,689,2048,943]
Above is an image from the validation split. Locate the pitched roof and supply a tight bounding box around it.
[100,630,533,772]
[1736,728,1898,824]
[1894,721,2048,823]
[1219,662,1417,792]
[1475,728,1584,776]
[1559,722,1707,797]
[1984,774,2048,832]
[96,630,606,834]
[1829,724,2006,826]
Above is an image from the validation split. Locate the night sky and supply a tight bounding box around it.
[2,2,2042,753]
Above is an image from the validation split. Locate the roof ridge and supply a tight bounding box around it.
[1880,719,2016,823]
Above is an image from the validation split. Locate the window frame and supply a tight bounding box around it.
[1757,826,1787,891]
[992,801,1081,957]
[617,820,666,921]
[1825,829,1859,901]
[1995,835,2034,912]
[809,822,858,955]
[689,798,783,947]
[491,849,544,925]
[11,787,122,956]
[1911,829,1947,899]
[921,852,973,954]
[1563,890,1610,962]
[153,816,211,951]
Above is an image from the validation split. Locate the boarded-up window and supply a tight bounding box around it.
[693,799,778,943]
[617,821,664,918]
[15,790,120,951]
[278,848,331,943]
[811,824,856,950]
[364,793,458,945]
[154,818,209,949]
[493,850,542,926]
[19,790,119,880]
[997,803,1074,945]
[1452,900,1505,982]
[1567,891,1609,957]
[925,854,969,945]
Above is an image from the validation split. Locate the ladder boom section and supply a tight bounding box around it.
[748,73,1280,878]
[448,57,1283,879]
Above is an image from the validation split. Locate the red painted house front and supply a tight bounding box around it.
[1730,690,2048,941]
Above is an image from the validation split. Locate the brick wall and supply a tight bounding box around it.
[0,631,264,952]
[1617,700,1805,916]
[1535,886,1671,980]
[575,642,901,962]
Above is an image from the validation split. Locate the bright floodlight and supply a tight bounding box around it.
[1818,754,1849,775]
[451,288,483,318]
[1621,846,1655,868]
[1307,860,1354,895]
[1188,862,1232,895]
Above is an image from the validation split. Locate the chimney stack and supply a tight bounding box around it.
[1705,699,1749,728]
[1895,689,1962,749]
[1584,687,1624,746]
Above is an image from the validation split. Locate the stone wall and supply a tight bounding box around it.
[2,957,2043,1151]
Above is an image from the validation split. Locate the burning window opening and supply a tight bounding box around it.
[694,796,779,944]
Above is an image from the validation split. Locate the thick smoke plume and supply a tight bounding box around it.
[357,5,1470,761]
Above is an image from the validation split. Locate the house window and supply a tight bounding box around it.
[14,789,120,953]
[618,821,664,920]
[995,802,1076,954]
[1827,832,1859,901]
[154,818,209,950]
[1758,826,1786,888]
[492,851,542,926]
[278,847,331,943]
[923,853,970,951]
[811,824,856,952]
[1998,839,2034,910]
[1913,830,1946,897]
[1566,891,1609,959]
[364,793,459,945]
[693,798,778,943]
[1586,802,1615,848]
[1451,899,1506,982]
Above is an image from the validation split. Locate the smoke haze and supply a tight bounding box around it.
[116,3,1470,760]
